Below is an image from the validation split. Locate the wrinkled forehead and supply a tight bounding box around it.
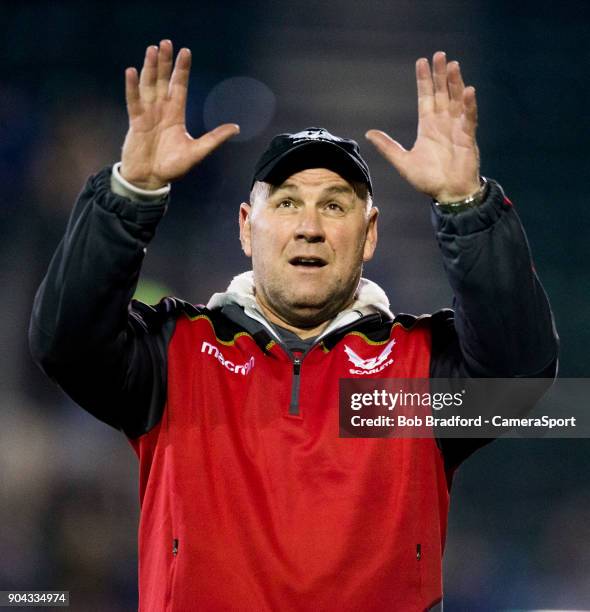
[271,169,357,196]
[251,168,369,205]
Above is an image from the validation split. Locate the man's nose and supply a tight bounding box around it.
[294,207,325,242]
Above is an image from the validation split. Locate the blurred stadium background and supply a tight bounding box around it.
[1,1,589,610]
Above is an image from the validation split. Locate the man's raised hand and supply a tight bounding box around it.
[366,51,480,203]
[121,40,239,190]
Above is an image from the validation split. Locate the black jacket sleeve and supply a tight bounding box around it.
[28,166,174,438]
[430,179,558,378]
[428,180,559,469]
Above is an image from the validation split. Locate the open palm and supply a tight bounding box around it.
[121,40,239,190]
[367,51,480,203]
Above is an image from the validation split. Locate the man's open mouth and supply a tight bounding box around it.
[289,257,327,268]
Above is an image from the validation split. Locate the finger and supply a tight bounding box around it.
[125,67,141,119]
[365,130,409,175]
[447,61,463,117]
[455,61,466,90]
[189,123,240,164]
[461,86,478,139]
[416,57,434,117]
[156,39,174,100]
[139,45,158,103]
[168,47,192,112]
[432,51,449,112]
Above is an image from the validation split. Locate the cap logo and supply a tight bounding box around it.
[291,128,334,143]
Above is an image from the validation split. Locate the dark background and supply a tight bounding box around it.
[1,1,589,610]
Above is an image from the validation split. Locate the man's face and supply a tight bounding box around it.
[239,167,378,328]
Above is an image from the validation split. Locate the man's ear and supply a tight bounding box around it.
[362,206,379,262]
[239,202,252,257]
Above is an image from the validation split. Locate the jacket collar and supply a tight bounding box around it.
[207,271,394,343]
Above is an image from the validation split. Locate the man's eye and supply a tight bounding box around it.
[277,199,294,208]
[326,202,344,212]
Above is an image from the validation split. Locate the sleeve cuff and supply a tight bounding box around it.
[90,166,168,229]
[111,162,171,202]
[431,179,513,236]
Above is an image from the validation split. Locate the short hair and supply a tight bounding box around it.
[249,180,373,212]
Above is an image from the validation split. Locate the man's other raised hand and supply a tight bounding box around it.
[366,51,481,203]
[121,40,239,190]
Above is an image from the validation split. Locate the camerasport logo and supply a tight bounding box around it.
[344,339,395,375]
[201,341,255,375]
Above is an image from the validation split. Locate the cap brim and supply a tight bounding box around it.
[255,141,372,194]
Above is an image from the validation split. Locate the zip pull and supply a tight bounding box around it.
[172,538,179,556]
[416,543,421,561]
[289,357,302,416]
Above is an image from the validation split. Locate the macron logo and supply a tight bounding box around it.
[344,339,395,375]
[201,341,255,375]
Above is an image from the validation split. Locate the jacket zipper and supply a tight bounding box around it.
[289,357,302,415]
[165,537,179,608]
[282,312,385,417]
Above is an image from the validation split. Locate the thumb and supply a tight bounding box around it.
[365,130,408,175]
[190,123,240,165]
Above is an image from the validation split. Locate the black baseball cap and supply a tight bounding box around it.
[252,127,373,195]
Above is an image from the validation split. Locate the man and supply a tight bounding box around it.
[30,40,557,611]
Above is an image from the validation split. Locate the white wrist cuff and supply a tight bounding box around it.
[111,162,171,199]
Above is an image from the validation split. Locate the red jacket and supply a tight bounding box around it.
[130,308,447,611]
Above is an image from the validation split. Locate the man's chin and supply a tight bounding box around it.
[256,280,359,330]
[277,295,347,328]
